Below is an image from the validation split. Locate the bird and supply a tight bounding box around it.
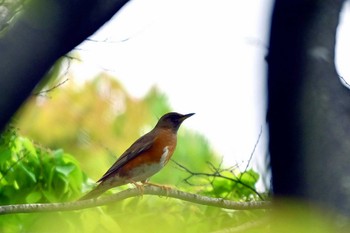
[79,112,194,200]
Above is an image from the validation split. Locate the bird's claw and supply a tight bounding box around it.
[143,182,172,197]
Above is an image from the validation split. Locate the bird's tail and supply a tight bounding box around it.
[79,183,110,201]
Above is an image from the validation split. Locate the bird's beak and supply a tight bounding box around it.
[180,113,195,121]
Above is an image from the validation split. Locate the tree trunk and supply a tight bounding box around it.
[268,0,350,214]
[0,0,129,130]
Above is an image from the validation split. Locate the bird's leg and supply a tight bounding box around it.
[129,180,145,196]
[142,181,171,196]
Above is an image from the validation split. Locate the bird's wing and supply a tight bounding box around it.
[97,132,156,182]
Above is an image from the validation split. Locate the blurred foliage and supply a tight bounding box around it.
[15,69,263,199]
[0,58,266,232]
[1,60,342,232]
[201,169,262,200]
[0,0,27,34]
[0,126,84,204]
[0,99,266,233]
[15,68,223,192]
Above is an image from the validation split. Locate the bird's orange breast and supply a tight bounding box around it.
[117,128,177,178]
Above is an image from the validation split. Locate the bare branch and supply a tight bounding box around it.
[171,160,264,200]
[243,126,263,173]
[33,78,69,96]
[0,186,271,215]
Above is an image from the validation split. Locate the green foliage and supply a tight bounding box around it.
[0,127,264,233]
[207,169,260,200]
[3,70,265,232]
[15,73,223,189]
[0,126,84,204]
[101,197,265,233]
[176,163,263,201]
[16,74,176,180]
[0,127,88,232]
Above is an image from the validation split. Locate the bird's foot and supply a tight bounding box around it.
[130,180,145,197]
[143,182,172,196]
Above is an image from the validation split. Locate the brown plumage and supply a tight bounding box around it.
[79,112,194,200]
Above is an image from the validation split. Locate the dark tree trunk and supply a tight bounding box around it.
[0,0,129,130]
[268,0,350,214]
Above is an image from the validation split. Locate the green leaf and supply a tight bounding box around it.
[21,137,37,157]
[53,149,64,160]
[240,169,259,187]
[19,164,37,183]
[26,191,42,203]
[0,148,12,163]
[13,180,19,190]
[42,190,57,202]
[55,164,75,177]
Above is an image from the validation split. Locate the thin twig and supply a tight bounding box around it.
[171,160,264,200]
[34,78,69,96]
[229,127,262,198]
[339,75,350,88]
[243,126,263,173]
[0,149,29,183]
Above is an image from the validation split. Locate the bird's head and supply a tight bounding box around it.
[155,112,195,132]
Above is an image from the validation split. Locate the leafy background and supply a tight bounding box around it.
[0,58,264,232]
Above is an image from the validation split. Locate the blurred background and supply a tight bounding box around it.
[2,0,350,232]
[14,0,350,191]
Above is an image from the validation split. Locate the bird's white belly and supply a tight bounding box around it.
[129,163,163,181]
[129,146,170,182]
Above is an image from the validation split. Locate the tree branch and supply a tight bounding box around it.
[0,186,271,215]
[171,160,264,200]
